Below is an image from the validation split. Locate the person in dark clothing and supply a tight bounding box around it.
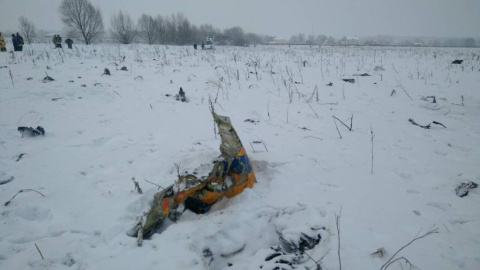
[12,34,18,51]
[65,38,73,49]
[55,35,62,48]
[201,41,205,50]
[16,33,24,51]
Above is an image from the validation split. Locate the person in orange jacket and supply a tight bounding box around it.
[0,32,7,52]
[0,32,6,51]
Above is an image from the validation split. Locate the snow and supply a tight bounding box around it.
[1,44,480,270]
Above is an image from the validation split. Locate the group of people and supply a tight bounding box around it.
[52,35,73,49]
[0,31,74,52]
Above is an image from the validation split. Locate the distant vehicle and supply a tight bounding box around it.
[204,36,215,50]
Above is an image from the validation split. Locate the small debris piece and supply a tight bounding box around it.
[342,78,355,83]
[353,73,371,76]
[265,253,282,261]
[131,177,143,194]
[102,68,111,76]
[0,176,14,185]
[81,84,86,87]
[134,76,143,81]
[69,80,74,83]
[432,121,446,128]
[455,182,478,197]
[451,60,463,64]
[371,247,387,257]
[51,97,63,101]
[16,153,26,162]
[43,76,54,82]
[175,87,187,102]
[26,77,33,80]
[408,118,430,129]
[374,66,385,71]
[120,66,128,71]
[425,96,436,103]
[244,119,259,123]
[326,82,333,86]
[18,126,45,137]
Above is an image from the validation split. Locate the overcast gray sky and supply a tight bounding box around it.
[1,0,479,38]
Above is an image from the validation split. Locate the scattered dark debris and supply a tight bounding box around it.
[261,245,308,269]
[43,76,54,82]
[26,77,33,80]
[93,83,102,86]
[374,66,385,71]
[326,82,333,86]
[69,80,74,83]
[78,76,82,79]
[353,73,371,76]
[102,68,111,76]
[78,97,82,99]
[227,263,233,267]
[342,78,355,83]
[252,141,262,144]
[244,119,259,124]
[16,153,26,162]
[0,66,7,68]
[120,66,128,71]
[300,127,310,131]
[17,126,45,137]
[422,96,436,103]
[249,71,258,74]
[51,97,63,101]
[46,66,51,70]
[173,69,180,73]
[275,259,293,266]
[280,232,321,252]
[165,94,171,97]
[408,118,430,129]
[0,176,14,185]
[294,81,301,84]
[391,89,396,96]
[265,253,282,261]
[409,118,446,129]
[81,84,86,87]
[131,177,143,194]
[175,87,187,102]
[203,248,213,257]
[451,60,463,64]
[455,181,478,197]
[374,82,377,84]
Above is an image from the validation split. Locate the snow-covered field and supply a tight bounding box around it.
[1,44,479,270]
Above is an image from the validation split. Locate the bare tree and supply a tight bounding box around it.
[138,14,159,45]
[58,0,104,45]
[18,16,37,44]
[110,11,136,44]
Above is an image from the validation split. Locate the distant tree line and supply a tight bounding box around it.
[4,0,479,48]
[288,33,479,47]
[108,11,274,46]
